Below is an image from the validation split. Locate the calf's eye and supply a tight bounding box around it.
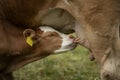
[48,32,58,37]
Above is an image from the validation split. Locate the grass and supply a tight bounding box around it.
[13,46,100,80]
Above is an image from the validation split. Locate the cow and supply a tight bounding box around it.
[0,0,120,80]
[56,0,120,80]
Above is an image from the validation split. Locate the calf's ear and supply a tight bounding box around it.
[23,29,36,47]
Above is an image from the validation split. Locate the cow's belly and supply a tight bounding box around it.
[39,8,75,33]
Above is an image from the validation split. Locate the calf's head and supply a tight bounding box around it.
[23,26,78,54]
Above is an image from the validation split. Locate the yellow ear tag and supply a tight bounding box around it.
[26,37,33,47]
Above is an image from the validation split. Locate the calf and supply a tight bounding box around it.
[0,25,78,80]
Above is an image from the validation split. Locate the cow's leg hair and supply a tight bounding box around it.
[0,72,13,80]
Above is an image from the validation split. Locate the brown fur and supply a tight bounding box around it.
[56,0,120,80]
[0,19,64,80]
[0,0,120,80]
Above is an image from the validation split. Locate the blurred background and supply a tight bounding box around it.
[13,46,100,80]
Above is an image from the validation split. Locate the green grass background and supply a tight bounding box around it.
[13,46,100,80]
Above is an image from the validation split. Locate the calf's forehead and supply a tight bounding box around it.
[39,26,59,33]
[38,26,68,39]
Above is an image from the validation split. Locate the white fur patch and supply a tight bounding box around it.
[39,26,73,53]
[54,34,73,53]
[39,26,58,33]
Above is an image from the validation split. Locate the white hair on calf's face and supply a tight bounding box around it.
[39,26,74,53]
[54,33,74,53]
[39,26,57,33]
